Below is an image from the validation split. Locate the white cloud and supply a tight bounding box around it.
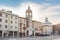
[0,2,60,24]
[16,2,60,24]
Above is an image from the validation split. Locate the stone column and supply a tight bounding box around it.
[34,31,35,36]
[22,32,23,37]
[13,31,14,37]
[25,32,27,37]
[7,31,8,37]
[2,31,4,37]
[17,32,19,37]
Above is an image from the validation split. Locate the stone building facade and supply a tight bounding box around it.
[52,24,60,35]
[32,20,42,36]
[19,6,42,37]
[0,9,19,37]
[0,6,54,37]
[42,17,53,35]
[19,17,26,37]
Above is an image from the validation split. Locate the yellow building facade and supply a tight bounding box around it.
[19,17,42,37]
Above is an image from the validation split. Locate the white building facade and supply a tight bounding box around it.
[42,17,53,35]
[0,9,19,37]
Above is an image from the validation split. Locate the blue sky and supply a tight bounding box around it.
[0,0,60,7]
[0,0,21,7]
[0,0,60,24]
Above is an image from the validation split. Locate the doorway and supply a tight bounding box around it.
[4,33,7,37]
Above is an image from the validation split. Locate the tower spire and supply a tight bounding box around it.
[28,6,30,9]
[26,5,32,14]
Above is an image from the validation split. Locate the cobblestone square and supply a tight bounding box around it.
[0,35,60,40]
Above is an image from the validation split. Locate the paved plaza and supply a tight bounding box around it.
[0,35,60,40]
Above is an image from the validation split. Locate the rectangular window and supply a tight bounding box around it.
[5,20,7,23]
[10,26,12,29]
[0,14,2,17]
[24,20,25,22]
[0,19,2,22]
[24,24,25,27]
[15,21,17,24]
[15,26,17,29]
[6,15,8,17]
[23,27,26,30]
[11,16,13,19]
[0,25,2,27]
[5,25,7,28]
[20,28,22,31]
[15,17,17,19]
[20,23,22,27]
[11,21,13,24]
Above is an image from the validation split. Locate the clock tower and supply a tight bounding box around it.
[26,6,32,28]
[26,6,34,36]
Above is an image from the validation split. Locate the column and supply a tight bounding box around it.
[22,32,23,37]
[34,31,35,36]
[25,32,27,37]
[13,31,14,37]
[7,31,8,37]
[17,31,20,37]
[2,31,4,37]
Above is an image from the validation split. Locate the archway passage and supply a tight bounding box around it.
[19,32,25,37]
[22,33,25,37]
[19,33,22,37]
[0,31,2,37]
[14,31,17,37]
[4,33,7,37]
[8,31,13,37]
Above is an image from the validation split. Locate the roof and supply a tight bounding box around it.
[32,20,42,23]
[43,17,52,25]
[0,9,19,17]
[19,17,26,19]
